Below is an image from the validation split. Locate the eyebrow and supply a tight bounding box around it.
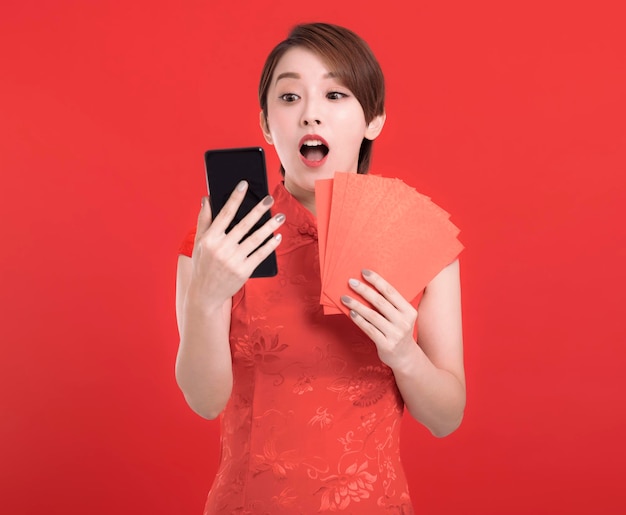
[274,71,338,84]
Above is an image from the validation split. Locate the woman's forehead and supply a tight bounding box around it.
[271,47,348,90]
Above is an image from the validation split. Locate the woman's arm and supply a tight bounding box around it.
[175,183,285,419]
[341,260,465,437]
[175,255,234,419]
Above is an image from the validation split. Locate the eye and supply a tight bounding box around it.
[279,93,300,103]
[327,91,348,100]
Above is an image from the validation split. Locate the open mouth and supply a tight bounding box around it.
[300,139,329,163]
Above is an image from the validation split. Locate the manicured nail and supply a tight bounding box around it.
[275,213,285,223]
[362,269,372,277]
[275,233,282,242]
[341,295,351,304]
[263,195,274,206]
[236,180,247,191]
[348,278,360,288]
[350,310,358,319]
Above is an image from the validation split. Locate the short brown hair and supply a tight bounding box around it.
[258,23,385,174]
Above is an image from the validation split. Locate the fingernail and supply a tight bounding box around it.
[236,180,247,191]
[263,195,274,206]
[362,269,372,277]
[350,310,358,319]
[348,278,359,288]
[341,295,351,304]
[275,213,285,223]
[275,233,282,242]
[201,197,206,207]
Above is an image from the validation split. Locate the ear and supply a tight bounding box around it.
[364,112,386,141]
[259,111,273,145]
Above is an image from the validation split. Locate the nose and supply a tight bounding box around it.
[300,99,322,127]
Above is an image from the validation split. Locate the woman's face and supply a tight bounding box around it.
[261,47,384,200]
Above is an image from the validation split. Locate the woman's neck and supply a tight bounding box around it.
[284,180,317,216]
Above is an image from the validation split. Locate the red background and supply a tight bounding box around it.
[2,1,625,513]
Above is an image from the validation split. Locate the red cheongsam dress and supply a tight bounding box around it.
[179,183,416,514]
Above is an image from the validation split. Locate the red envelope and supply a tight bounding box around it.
[315,172,464,316]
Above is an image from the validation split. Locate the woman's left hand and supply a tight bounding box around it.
[341,269,418,370]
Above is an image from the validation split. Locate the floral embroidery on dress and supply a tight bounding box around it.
[252,438,299,479]
[316,344,348,376]
[292,373,315,395]
[317,460,378,511]
[360,412,378,433]
[381,453,398,489]
[271,487,298,509]
[308,407,334,429]
[233,326,286,368]
[337,430,364,453]
[328,365,394,407]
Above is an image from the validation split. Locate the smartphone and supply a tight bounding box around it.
[204,147,278,278]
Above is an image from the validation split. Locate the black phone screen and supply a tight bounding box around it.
[204,147,277,278]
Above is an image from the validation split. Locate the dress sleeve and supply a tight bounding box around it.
[178,228,197,257]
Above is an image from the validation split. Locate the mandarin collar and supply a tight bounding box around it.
[273,182,318,254]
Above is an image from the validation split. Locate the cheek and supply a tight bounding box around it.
[339,118,368,146]
[266,116,287,146]
[266,114,296,162]
[336,106,367,138]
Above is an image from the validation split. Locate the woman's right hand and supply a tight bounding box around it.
[189,180,285,307]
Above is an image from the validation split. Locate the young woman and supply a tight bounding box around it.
[176,23,465,514]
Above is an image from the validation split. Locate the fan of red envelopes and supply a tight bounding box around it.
[315,172,464,316]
